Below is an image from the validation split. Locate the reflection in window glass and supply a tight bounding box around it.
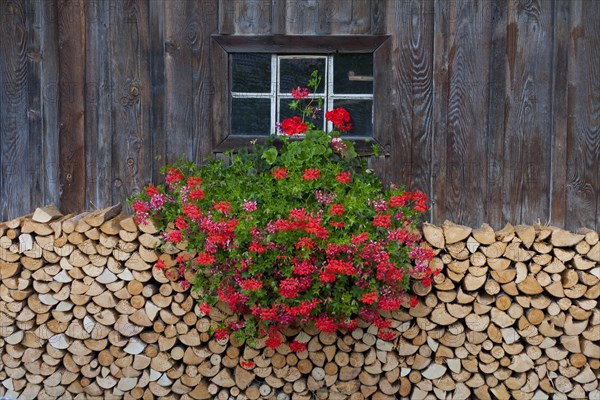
[231,98,271,135]
[332,99,373,137]
[333,54,373,94]
[232,54,271,93]
[279,58,326,93]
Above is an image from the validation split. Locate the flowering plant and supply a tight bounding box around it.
[130,73,436,348]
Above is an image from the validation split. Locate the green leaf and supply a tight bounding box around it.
[261,147,278,165]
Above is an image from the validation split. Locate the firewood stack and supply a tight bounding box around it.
[0,205,598,399]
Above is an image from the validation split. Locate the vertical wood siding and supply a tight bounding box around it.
[0,0,598,231]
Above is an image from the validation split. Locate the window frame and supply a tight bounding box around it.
[210,35,391,155]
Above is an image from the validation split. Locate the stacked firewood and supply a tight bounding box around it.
[0,205,598,399]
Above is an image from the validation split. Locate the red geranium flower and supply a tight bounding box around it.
[302,168,320,180]
[214,328,230,341]
[146,184,159,197]
[273,168,288,180]
[281,116,307,136]
[330,203,344,216]
[189,188,204,201]
[155,259,166,270]
[292,87,310,100]
[409,296,419,308]
[213,201,232,214]
[289,340,307,353]
[336,172,351,184]
[195,252,215,266]
[165,168,184,185]
[325,107,352,132]
[187,176,202,188]
[372,214,392,228]
[265,332,282,349]
[361,291,378,305]
[198,302,211,315]
[167,230,183,243]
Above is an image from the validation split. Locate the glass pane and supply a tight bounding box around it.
[279,58,326,93]
[279,99,324,131]
[332,99,373,137]
[232,54,271,93]
[333,54,373,94]
[231,98,271,135]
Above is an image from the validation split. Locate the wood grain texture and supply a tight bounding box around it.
[444,0,492,225]
[109,0,152,206]
[1,0,31,218]
[405,0,435,223]
[502,0,553,225]
[57,0,86,213]
[383,0,416,189]
[164,0,194,163]
[149,0,166,183]
[192,0,219,163]
[431,0,450,225]
[85,0,113,209]
[210,38,230,151]
[485,0,509,228]
[39,0,60,208]
[550,0,571,228]
[26,0,44,210]
[220,0,272,35]
[566,0,600,230]
[318,0,372,35]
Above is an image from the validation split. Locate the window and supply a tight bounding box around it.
[210,35,390,154]
[231,54,374,137]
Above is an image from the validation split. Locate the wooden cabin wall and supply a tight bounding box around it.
[0,0,598,231]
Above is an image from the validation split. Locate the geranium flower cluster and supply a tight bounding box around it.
[130,75,435,347]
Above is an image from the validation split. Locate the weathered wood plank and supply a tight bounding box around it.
[210,38,230,152]
[26,0,44,210]
[57,0,86,213]
[39,0,60,209]
[502,0,553,225]
[485,0,509,229]
[164,0,194,163]
[192,0,219,163]
[383,0,415,189]
[1,0,32,217]
[109,0,152,207]
[444,0,492,225]
[405,0,435,222]
[85,0,113,209]
[431,0,450,225]
[149,0,166,182]
[371,0,386,35]
[566,0,600,230]
[550,0,571,228]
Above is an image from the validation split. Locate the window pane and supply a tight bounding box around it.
[232,54,271,93]
[231,98,271,135]
[333,54,373,94]
[279,58,326,93]
[279,99,324,131]
[332,99,373,137]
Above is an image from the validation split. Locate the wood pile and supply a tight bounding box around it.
[0,206,598,399]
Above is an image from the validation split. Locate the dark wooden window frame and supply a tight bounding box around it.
[210,35,391,155]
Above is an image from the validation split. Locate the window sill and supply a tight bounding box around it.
[212,135,389,157]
